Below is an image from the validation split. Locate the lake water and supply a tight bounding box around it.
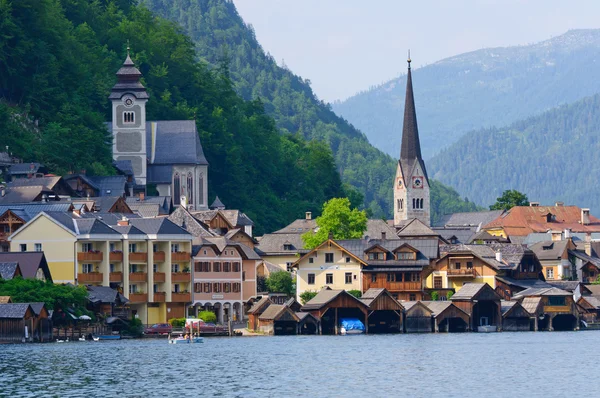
[0,332,594,397]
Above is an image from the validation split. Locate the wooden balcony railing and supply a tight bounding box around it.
[129,252,148,263]
[171,272,191,283]
[171,252,190,262]
[447,268,477,277]
[109,252,123,262]
[153,292,166,303]
[365,280,422,291]
[77,252,103,262]
[78,272,103,284]
[109,272,123,283]
[153,251,166,262]
[128,293,148,303]
[153,272,166,283]
[171,292,191,303]
[129,272,147,282]
[544,305,571,313]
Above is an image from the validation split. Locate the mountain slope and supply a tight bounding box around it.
[334,29,600,159]
[142,0,481,220]
[428,93,600,214]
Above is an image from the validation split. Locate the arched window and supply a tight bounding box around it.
[187,172,194,205]
[397,199,403,211]
[420,198,424,209]
[412,198,416,209]
[123,111,135,124]
[198,172,204,205]
[174,173,181,205]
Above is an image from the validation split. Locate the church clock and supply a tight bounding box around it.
[412,176,424,189]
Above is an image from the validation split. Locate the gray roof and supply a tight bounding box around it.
[255,233,305,255]
[29,302,46,316]
[129,202,161,218]
[301,289,367,311]
[127,196,171,215]
[0,186,50,203]
[439,243,535,271]
[546,281,582,292]
[87,196,125,213]
[258,304,292,321]
[0,303,31,319]
[0,252,51,280]
[43,211,78,233]
[529,240,569,261]
[0,202,73,222]
[129,218,190,236]
[334,238,439,267]
[513,287,572,298]
[87,285,128,304]
[521,297,543,315]
[500,300,517,316]
[273,218,317,234]
[220,210,254,227]
[396,218,439,237]
[431,227,477,244]
[421,301,462,318]
[9,163,45,175]
[168,206,214,239]
[247,296,271,314]
[581,295,600,309]
[568,249,600,269]
[210,196,225,210]
[87,176,127,197]
[146,121,208,165]
[0,262,18,280]
[469,230,508,243]
[147,165,172,184]
[81,212,141,226]
[434,210,505,228]
[201,236,260,260]
[495,277,549,290]
[113,160,134,176]
[451,283,488,300]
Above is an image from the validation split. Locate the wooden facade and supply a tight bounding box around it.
[258,305,300,335]
[501,301,532,332]
[0,210,26,252]
[302,290,369,335]
[403,302,433,333]
[451,284,502,332]
[424,301,470,333]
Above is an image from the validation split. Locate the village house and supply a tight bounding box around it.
[529,237,576,281]
[451,283,503,332]
[301,289,369,335]
[8,211,192,324]
[513,287,579,331]
[0,176,76,204]
[0,252,52,282]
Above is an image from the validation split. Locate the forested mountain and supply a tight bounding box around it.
[0,0,346,234]
[142,0,480,219]
[429,93,600,214]
[334,29,600,159]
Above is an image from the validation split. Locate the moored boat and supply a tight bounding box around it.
[168,336,204,344]
[92,334,121,340]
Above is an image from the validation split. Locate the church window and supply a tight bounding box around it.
[123,111,135,124]
[174,173,181,205]
[420,198,424,209]
[397,199,403,211]
[413,198,416,209]
[198,173,204,205]
[187,172,194,205]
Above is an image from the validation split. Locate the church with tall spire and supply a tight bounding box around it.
[393,54,430,226]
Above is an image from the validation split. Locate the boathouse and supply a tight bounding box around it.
[257,304,299,335]
[576,295,600,325]
[514,287,578,331]
[423,301,469,332]
[501,301,532,331]
[360,288,404,333]
[301,289,369,335]
[403,301,433,333]
[451,283,502,332]
[296,312,319,335]
[0,303,35,343]
[247,296,273,332]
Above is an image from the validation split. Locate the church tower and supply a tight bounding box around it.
[393,55,430,226]
[109,48,149,187]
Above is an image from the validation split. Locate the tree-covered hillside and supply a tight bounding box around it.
[0,0,346,234]
[334,29,600,159]
[429,94,600,214]
[142,0,481,220]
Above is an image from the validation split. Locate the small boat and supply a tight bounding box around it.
[56,338,69,343]
[78,336,86,342]
[92,336,100,342]
[339,318,365,335]
[168,334,204,344]
[477,325,497,333]
[92,335,121,340]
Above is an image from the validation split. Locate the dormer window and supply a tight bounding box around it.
[367,252,385,261]
[123,111,135,124]
[283,244,293,251]
[397,252,416,260]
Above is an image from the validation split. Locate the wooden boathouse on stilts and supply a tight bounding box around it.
[423,301,470,332]
[359,288,404,333]
[301,289,369,335]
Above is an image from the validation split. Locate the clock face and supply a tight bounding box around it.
[123,96,134,107]
[397,178,403,188]
[412,176,424,189]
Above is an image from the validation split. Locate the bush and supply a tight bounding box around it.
[300,290,318,304]
[430,291,439,301]
[347,290,362,298]
[126,318,143,337]
[446,291,454,300]
[198,310,217,324]
[169,317,186,328]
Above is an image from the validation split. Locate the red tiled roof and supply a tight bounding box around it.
[484,206,600,236]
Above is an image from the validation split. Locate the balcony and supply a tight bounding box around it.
[153,292,166,303]
[129,252,148,263]
[153,251,166,262]
[447,268,477,277]
[171,272,191,283]
[171,292,191,303]
[109,251,123,262]
[77,251,103,262]
[109,272,123,283]
[544,305,571,313]
[129,272,147,282]
[128,293,147,303]
[153,272,166,283]
[366,279,422,291]
[171,252,190,262]
[78,272,103,284]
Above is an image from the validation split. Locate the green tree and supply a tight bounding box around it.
[302,198,368,249]
[430,291,439,301]
[347,290,362,298]
[299,290,318,305]
[198,310,217,323]
[446,291,454,300]
[489,190,530,211]
[265,271,295,296]
[0,277,88,310]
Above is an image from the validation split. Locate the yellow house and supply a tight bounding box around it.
[293,239,365,302]
[9,211,193,324]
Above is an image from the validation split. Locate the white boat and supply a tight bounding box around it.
[78,336,86,342]
[169,337,204,344]
[477,325,497,333]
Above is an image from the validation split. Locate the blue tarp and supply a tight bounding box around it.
[340,318,365,331]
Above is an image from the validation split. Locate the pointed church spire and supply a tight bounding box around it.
[109,44,149,100]
[400,51,422,161]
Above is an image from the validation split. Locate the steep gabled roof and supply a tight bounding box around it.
[0,303,32,319]
[0,252,52,281]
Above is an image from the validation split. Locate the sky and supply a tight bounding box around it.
[233,0,600,102]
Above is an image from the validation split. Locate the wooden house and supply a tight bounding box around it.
[301,289,369,335]
[423,301,470,332]
[501,301,532,331]
[0,296,12,304]
[359,288,404,333]
[257,304,300,335]
[246,297,272,331]
[451,283,502,332]
[402,301,433,333]
[576,295,600,325]
[513,287,578,331]
[296,312,320,335]
[0,303,35,343]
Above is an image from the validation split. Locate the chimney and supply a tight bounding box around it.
[582,208,590,226]
[118,216,129,226]
[139,192,145,202]
[495,251,503,262]
[564,229,571,240]
[180,195,187,209]
[585,233,592,256]
[381,231,386,240]
[306,211,312,220]
[530,202,540,207]
[0,185,5,197]
[555,201,564,207]
[550,231,562,242]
